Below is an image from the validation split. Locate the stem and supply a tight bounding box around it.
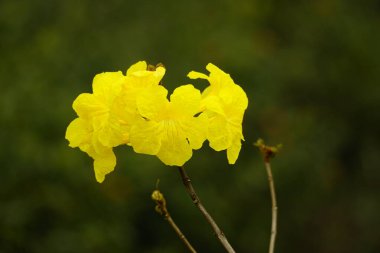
[178,166,236,253]
[264,161,277,253]
[165,212,197,253]
[152,190,197,253]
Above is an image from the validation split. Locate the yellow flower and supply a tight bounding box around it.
[66,71,126,183]
[72,71,127,147]
[66,61,248,183]
[65,118,116,183]
[188,63,248,164]
[129,84,208,166]
[72,61,166,147]
[66,61,166,182]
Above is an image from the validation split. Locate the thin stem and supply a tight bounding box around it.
[152,190,197,253]
[255,139,281,253]
[165,212,197,253]
[177,166,236,253]
[264,161,277,253]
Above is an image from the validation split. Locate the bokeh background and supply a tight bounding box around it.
[1,0,379,252]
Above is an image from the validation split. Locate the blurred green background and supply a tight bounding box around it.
[1,0,379,252]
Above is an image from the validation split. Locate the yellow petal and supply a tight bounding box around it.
[154,66,166,80]
[90,135,109,155]
[136,85,168,120]
[65,118,92,147]
[72,93,105,118]
[92,72,124,102]
[78,142,95,157]
[206,63,232,84]
[89,112,128,147]
[227,137,242,164]
[219,84,248,112]
[206,63,224,75]
[126,61,147,75]
[201,95,225,116]
[129,118,163,155]
[66,120,117,183]
[206,63,236,92]
[178,113,208,150]
[207,115,232,151]
[187,71,209,80]
[170,84,202,116]
[93,148,116,183]
[113,88,140,125]
[157,130,192,166]
[126,67,166,89]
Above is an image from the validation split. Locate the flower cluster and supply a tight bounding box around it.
[66,61,248,183]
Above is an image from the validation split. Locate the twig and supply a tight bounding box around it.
[152,190,197,253]
[178,166,236,253]
[254,138,281,253]
[265,161,277,253]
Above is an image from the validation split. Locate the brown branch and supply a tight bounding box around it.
[152,190,197,253]
[265,161,277,253]
[178,166,236,253]
[254,139,280,253]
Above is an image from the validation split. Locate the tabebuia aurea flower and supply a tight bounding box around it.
[66,61,165,182]
[188,63,248,164]
[66,61,248,183]
[129,84,208,166]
